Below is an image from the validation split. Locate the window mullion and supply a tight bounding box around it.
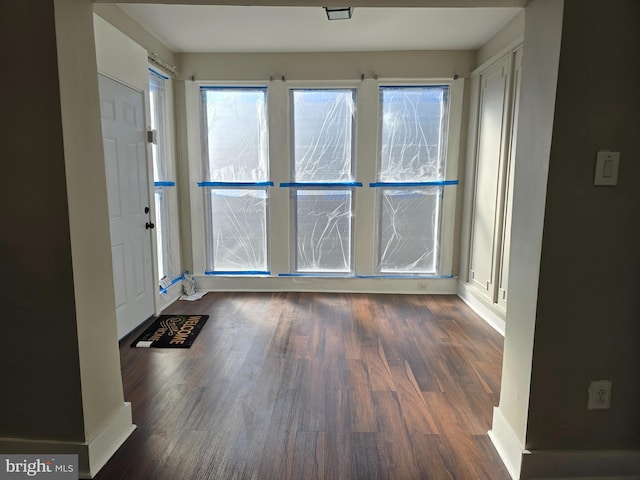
[266,80,290,276]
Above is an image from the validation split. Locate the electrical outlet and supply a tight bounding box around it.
[588,380,612,410]
[417,281,428,290]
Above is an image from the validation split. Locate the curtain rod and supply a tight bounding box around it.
[188,72,462,82]
[148,52,178,77]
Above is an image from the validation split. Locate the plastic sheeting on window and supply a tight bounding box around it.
[149,73,167,183]
[201,88,269,182]
[379,86,449,182]
[154,189,169,281]
[155,186,182,288]
[378,187,441,274]
[295,189,352,272]
[150,70,182,290]
[206,188,268,272]
[292,89,355,182]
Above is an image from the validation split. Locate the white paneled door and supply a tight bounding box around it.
[468,56,510,301]
[99,74,154,339]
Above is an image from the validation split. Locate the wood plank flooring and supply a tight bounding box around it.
[96,293,510,480]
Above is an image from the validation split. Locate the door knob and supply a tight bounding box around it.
[146,222,155,229]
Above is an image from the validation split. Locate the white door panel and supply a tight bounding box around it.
[101,96,116,121]
[103,137,122,219]
[469,57,509,299]
[99,74,154,339]
[112,243,127,310]
[497,47,523,308]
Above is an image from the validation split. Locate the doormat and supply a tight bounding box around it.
[131,314,209,348]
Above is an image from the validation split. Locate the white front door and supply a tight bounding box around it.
[99,74,155,338]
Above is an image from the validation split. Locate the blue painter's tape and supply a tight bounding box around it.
[154,181,176,187]
[278,273,455,280]
[279,273,355,278]
[158,274,184,294]
[200,86,268,91]
[380,84,449,90]
[280,182,363,188]
[369,180,458,188]
[356,274,455,279]
[197,181,274,187]
[205,271,271,276]
[278,273,454,279]
[149,68,169,80]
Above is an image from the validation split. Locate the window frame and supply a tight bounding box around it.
[290,186,356,274]
[202,185,271,275]
[287,85,359,274]
[198,84,272,275]
[148,67,181,289]
[376,186,443,275]
[185,77,464,285]
[372,80,462,277]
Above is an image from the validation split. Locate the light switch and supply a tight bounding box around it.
[594,151,620,186]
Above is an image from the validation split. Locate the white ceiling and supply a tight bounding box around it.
[116,4,522,53]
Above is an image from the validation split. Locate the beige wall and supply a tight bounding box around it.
[476,9,524,68]
[94,13,149,91]
[526,0,640,450]
[93,3,176,69]
[178,50,475,82]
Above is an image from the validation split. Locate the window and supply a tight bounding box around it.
[199,87,270,274]
[295,189,352,272]
[149,69,180,287]
[375,86,450,274]
[189,79,460,283]
[289,89,357,273]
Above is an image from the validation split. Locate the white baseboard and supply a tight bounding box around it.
[194,275,459,295]
[0,403,135,479]
[489,406,524,480]
[520,449,640,480]
[83,402,136,478]
[488,406,640,480]
[457,282,506,336]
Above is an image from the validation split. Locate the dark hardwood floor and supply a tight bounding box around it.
[96,292,510,480]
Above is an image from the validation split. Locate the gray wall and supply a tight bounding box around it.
[527,0,640,449]
[0,4,131,467]
[0,0,85,441]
